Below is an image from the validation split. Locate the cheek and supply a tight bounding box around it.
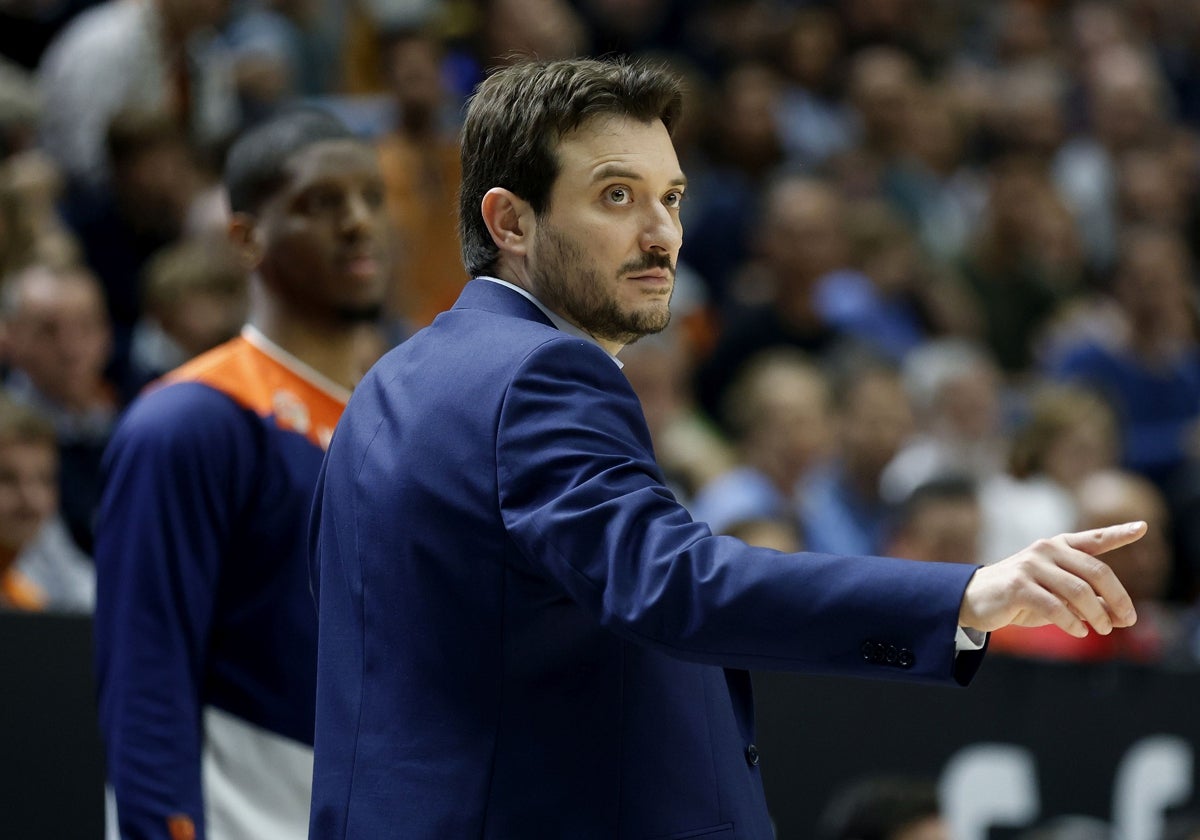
[264,229,331,279]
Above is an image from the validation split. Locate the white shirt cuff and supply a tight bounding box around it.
[955,626,986,651]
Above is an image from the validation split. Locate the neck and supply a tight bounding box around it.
[492,270,627,357]
[248,307,370,392]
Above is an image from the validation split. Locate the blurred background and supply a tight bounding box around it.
[5,0,1200,837]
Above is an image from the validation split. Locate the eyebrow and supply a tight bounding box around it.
[591,164,687,188]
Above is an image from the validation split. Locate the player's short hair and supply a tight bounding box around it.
[458,57,683,278]
[223,108,358,215]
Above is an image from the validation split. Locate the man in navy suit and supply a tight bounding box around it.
[308,58,1144,839]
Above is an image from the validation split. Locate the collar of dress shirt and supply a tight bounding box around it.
[480,277,623,369]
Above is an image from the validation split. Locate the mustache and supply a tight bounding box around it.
[619,253,675,276]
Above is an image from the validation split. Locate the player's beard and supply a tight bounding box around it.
[335,301,385,324]
[531,223,672,346]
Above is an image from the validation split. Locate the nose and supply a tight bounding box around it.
[341,191,378,238]
[639,200,682,256]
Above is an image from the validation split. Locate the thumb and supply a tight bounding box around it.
[1062,520,1148,556]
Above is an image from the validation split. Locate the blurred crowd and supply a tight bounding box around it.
[3,0,1200,671]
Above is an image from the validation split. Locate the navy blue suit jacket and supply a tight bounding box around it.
[309,279,983,839]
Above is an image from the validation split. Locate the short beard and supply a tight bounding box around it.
[532,224,672,345]
[335,302,385,325]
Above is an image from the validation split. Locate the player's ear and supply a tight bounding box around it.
[228,212,264,271]
[481,188,533,259]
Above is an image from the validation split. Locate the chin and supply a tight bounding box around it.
[334,300,386,324]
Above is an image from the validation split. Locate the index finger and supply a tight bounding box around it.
[1062,520,1148,557]
[1054,542,1139,629]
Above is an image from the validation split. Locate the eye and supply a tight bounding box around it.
[664,190,685,209]
[606,186,632,205]
[363,182,386,209]
[303,188,343,214]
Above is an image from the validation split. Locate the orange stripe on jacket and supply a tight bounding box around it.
[162,337,345,450]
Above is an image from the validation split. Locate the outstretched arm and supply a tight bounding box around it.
[959,521,1146,637]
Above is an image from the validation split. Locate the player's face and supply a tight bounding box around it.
[526,115,685,350]
[0,441,57,552]
[256,139,390,324]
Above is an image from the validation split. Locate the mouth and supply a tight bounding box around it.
[626,270,672,284]
[342,254,381,281]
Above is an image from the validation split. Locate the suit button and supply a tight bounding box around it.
[898,649,915,669]
[746,744,760,767]
[861,641,879,662]
[885,644,899,665]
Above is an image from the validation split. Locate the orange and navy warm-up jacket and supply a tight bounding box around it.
[94,327,347,840]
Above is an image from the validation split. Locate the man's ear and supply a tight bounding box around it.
[228,212,264,272]
[481,188,533,258]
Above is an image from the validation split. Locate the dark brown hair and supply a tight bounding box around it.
[458,57,683,277]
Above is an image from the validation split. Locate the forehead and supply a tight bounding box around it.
[280,139,381,191]
[19,271,104,314]
[0,439,56,465]
[551,115,683,184]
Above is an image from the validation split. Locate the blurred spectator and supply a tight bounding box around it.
[1046,225,1200,487]
[800,358,914,556]
[1053,43,1174,271]
[0,393,94,613]
[991,468,1180,663]
[691,349,832,536]
[1,261,119,554]
[885,83,987,266]
[960,154,1087,372]
[36,0,238,189]
[476,0,588,69]
[1114,145,1192,233]
[223,0,345,118]
[817,774,947,840]
[825,45,921,202]
[681,60,786,306]
[60,108,205,388]
[129,234,248,386]
[982,383,1118,561]
[621,317,733,508]
[989,0,1060,69]
[814,200,978,361]
[774,7,854,169]
[881,338,1008,504]
[986,61,1069,166]
[0,150,80,280]
[886,475,983,566]
[847,46,920,168]
[376,24,464,328]
[693,174,845,421]
[0,53,40,157]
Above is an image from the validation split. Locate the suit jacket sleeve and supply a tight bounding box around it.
[496,337,982,684]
